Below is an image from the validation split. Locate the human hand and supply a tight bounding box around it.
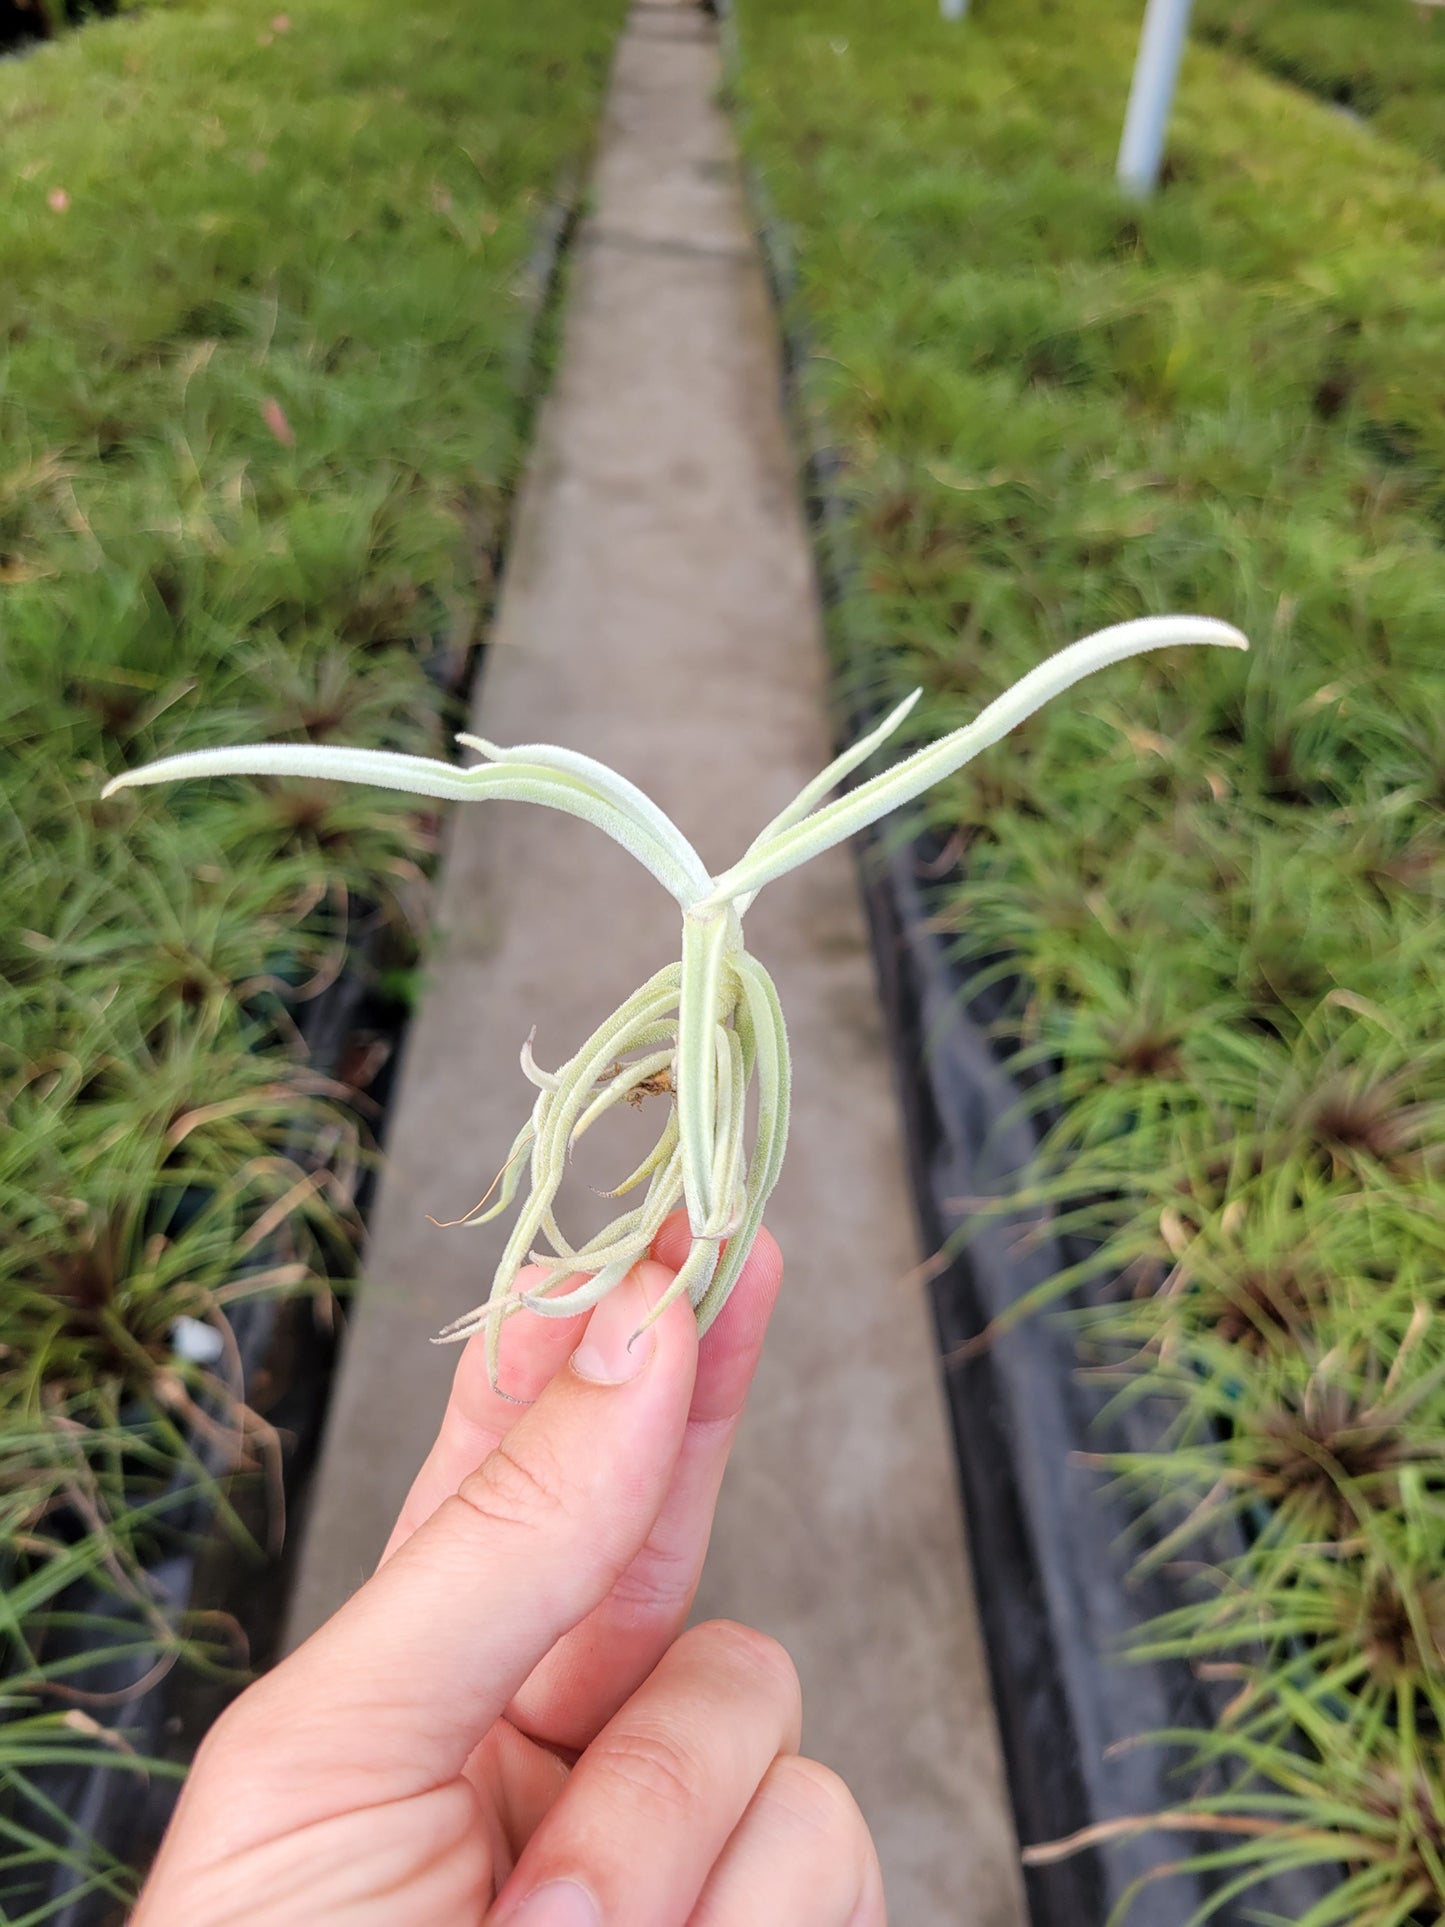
[131,1217,886,1925]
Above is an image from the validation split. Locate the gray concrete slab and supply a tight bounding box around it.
[284,6,1026,1920]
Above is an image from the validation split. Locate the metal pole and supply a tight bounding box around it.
[940,0,969,19]
[1116,0,1194,196]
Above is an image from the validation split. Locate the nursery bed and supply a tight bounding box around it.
[0,0,622,1913]
[742,148,1338,1927]
[730,1,1445,1922]
[1192,0,1445,167]
[23,942,399,1926]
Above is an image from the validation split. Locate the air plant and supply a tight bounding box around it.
[104,615,1245,1381]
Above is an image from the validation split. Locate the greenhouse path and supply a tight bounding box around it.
[285,3,1025,1919]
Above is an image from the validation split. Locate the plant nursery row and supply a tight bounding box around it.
[733,1,1445,1922]
[0,0,621,1913]
[1193,0,1445,167]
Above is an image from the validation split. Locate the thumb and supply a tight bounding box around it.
[196,1265,699,1840]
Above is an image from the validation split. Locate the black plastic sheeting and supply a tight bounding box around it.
[0,1,117,57]
[4,183,584,1927]
[858,839,1335,1925]
[727,49,1338,1919]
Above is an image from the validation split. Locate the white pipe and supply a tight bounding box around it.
[1117,0,1194,196]
[940,0,969,18]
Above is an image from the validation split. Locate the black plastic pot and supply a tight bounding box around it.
[725,36,1337,1918]
[3,180,584,1927]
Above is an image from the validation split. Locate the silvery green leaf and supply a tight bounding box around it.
[105,741,705,908]
[676,907,738,1234]
[733,687,922,914]
[459,732,711,902]
[701,616,1247,910]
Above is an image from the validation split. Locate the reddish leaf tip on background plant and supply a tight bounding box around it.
[260,399,294,447]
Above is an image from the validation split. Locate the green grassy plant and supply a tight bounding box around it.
[1194,0,1445,166]
[731,0,1445,1917]
[0,0,622,1908]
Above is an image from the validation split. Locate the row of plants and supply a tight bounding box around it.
[1193,0,1445,167]
[0,0,623,1913]
[730,0,1445,1920]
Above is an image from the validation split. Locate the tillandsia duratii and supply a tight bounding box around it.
[104,616,1246,1382]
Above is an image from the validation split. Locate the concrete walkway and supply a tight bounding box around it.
[286,5,1025,1919]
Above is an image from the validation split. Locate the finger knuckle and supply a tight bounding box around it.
[184,1685,282,1802]
[605,1542,697,1621]
[200,1679,273,1762]
[600,1723,701,1813]
[454,1433,573,1535]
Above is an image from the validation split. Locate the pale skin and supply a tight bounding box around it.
[132,1217,886,1926]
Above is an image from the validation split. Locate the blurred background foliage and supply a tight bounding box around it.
[0,0,622,1909]
[732,0,1445,1917]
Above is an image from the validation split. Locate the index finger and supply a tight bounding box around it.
[378,1274,587,1564]
[383,1217,781,1567]
[378,1218,783,1749]
[507,1217,783,1747]
[191,1267,700,1847]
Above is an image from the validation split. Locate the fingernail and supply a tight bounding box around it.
[571,1274,657,1385]
[501,1879,601,1927]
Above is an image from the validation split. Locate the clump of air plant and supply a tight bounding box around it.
[1154,1208,1327,1356]
[1105,1016,1187,1084]
[104,616,1246,1382]
[1243,1376,1442,1537]
[1206,1260,1321,1354]
[1350,1563,1445,1688]
[1298,1065,1440,1179]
